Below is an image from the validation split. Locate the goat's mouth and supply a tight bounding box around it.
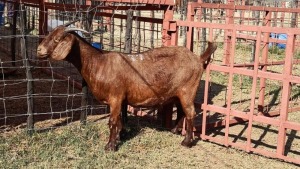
[36,53,49,59]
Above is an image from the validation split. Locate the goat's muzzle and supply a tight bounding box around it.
[37,46,49,58]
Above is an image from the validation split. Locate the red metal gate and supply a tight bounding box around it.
[164,2,300,165]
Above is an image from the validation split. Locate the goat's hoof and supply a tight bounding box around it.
[181,139,192,148]
[104,142,117,152]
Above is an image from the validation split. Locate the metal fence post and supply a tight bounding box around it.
[20,4,35,135]
[80,80,88,125]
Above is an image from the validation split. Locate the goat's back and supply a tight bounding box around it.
[79,44,212,107]
[100,46,203,106]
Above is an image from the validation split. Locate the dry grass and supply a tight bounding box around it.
[1,114,299,169]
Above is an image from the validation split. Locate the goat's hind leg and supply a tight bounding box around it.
[105,102,123,151]
[179,100,195,147]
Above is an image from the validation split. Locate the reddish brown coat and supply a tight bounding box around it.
[37,26,217,151]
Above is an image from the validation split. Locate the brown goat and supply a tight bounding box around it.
[37,24,217,151]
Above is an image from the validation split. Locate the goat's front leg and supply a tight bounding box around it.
[171,117,185,135]
[105,102,122,151]
[171,103,185,134]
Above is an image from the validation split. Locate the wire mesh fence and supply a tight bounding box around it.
[0,0,169,133]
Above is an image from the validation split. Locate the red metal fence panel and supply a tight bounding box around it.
[168,2,300,164]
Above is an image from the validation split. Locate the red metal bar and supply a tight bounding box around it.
[203,104,287,126]
[258,11,271,115]
[175,20,300,34]
[283,121,300,131]
[162,6,174,47]
[186,2,194,51]
[228,59,300,68]
[95,12,164,24]
[224,26,236,147]
[192,2,300,13]
[44,2,166,10]
[223,0,234,65]
[246,30,261,152]
[261,106,300,117]
[201,40,211,138]
[209,64,300,84]
[196,110,286,131]
[169,21,178,46]
[276,33,295,157]
[93,0,175,5]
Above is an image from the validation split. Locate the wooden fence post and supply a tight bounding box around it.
[80,7,94,125]
[136,10,141,53]
[121,9,134,125]
[150,11,154,48]
[109,3,115,50]
[11,1,18,66]
[124,9,133,53]
[38,0,47,38]
[109,20,114,50]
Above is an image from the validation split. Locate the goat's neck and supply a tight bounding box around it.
[66,38,94,72]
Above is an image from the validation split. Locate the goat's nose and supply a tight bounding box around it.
[36,46,47,58]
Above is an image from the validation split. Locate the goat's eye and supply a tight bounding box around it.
[54,38,60,43]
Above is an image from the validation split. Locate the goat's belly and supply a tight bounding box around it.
[127,94,171,107]
[126,83,177,107]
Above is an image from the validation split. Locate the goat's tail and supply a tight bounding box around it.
[200,41,217,67]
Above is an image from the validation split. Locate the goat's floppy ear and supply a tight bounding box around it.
[51,35,75,60]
